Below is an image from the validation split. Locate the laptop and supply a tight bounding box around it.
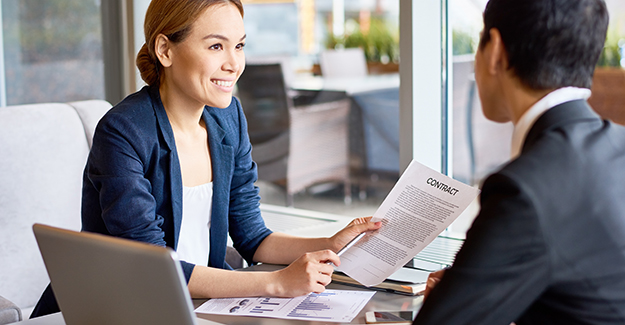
[32,223,221,325]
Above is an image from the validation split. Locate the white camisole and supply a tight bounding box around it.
[176,182,213,266]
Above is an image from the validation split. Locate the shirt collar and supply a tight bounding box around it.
[510,87,591,159]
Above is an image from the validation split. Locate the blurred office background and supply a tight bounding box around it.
[1,0,624,234]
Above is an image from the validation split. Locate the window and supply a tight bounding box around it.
[0,0,105,106]
[129,0,476,230]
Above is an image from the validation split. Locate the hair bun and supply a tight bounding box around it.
[136,43,159,86]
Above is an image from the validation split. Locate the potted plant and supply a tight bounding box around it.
[589,30,625,125]
[324,17,399,75]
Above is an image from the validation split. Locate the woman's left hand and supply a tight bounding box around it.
[329,216,382,253]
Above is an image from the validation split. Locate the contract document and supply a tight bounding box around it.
[336,159,480,286]
[195,289,375,323]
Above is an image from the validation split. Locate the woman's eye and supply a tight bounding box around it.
[236,43,246,50]
[209,43,223,50]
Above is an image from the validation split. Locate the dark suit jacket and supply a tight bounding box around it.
[32,86,272,318]
[414,100,625,325]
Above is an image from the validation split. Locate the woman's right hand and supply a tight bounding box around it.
[269,249,339,297]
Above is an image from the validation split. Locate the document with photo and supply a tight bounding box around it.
[336,159,480,286]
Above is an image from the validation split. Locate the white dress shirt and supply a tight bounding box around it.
[510,87,591,159]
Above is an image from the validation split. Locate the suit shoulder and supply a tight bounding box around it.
[99,87,157,128]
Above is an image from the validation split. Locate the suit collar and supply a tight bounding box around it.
[511,87,591,158]
[202,107,226,144]
[203,107,231,269]
[522,100,600,154]
[149,85,176,151]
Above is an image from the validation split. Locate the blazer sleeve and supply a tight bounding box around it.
[84,111,169,247]
[225,98,273,263]
[413,173,551,325]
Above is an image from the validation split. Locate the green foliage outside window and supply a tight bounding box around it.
[452,29,476,55]
[597,29,623,68]
[17,0,101,63]
[326,17,399,64]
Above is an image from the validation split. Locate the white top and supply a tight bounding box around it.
[510,87,591,159]
[177,182,213,266]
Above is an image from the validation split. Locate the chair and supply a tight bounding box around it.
[319,48,368,79]
[0,100,112,323]
[351,88,400,175]
[236,62,352,206]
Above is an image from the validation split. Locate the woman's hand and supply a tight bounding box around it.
[329,217,382,253]
[269,249,339,297]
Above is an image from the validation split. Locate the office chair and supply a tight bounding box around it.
[236,62,352,206]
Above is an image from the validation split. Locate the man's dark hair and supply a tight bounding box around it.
[479,0,609,90]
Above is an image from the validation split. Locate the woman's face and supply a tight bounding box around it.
[162,3,246,109]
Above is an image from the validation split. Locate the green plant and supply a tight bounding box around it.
[597,28,623,68]
[18,0,101,63]
[326,17,399,64]
[452,29,476,55]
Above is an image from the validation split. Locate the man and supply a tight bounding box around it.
[413,0,625,324]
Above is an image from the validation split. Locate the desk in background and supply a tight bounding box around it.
[292,73,401,191]
[291,73,399,96]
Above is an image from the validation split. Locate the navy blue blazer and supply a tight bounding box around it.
[81,85,272,280]
[414,100,625,324]
[31,86,272,319]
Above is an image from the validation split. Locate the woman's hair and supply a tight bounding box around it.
[136,0,244,86]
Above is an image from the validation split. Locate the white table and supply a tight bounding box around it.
[290,73,400,95]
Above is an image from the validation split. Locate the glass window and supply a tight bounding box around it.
[449,0,511,191]
[448,0,506,234]
[236,0,401,217]
[590,0,625,126]
[1,0,104,106]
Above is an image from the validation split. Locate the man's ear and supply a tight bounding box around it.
[154,34,173,68]
[486,28,509,76]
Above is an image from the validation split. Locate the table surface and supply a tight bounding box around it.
[16,205,462,324]
[17,264,423,325]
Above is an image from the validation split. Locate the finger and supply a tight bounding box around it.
[348,216,372,226]
[311,282,327,293]
[311,249,339,262]
[317,272,332,286]
[318,263,335,276]
[423,278,436,300]
[322,253,340,266]
[350,220,382,233]
[430,268,446,280]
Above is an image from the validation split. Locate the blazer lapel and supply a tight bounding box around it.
[522,100,600,154]
[203,108,233,268]
[150,87,184,248]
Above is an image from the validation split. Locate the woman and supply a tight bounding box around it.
[31,0,379,318]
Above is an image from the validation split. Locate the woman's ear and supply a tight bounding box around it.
[154,34,173,68]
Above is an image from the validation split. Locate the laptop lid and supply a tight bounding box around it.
[33,223,218,325]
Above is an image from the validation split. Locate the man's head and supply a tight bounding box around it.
[479,0,609,91]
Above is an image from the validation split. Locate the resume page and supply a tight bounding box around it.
[336,159,480,286]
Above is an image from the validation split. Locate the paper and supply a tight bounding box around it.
[195,289,375,323]
[336,159,480,286]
